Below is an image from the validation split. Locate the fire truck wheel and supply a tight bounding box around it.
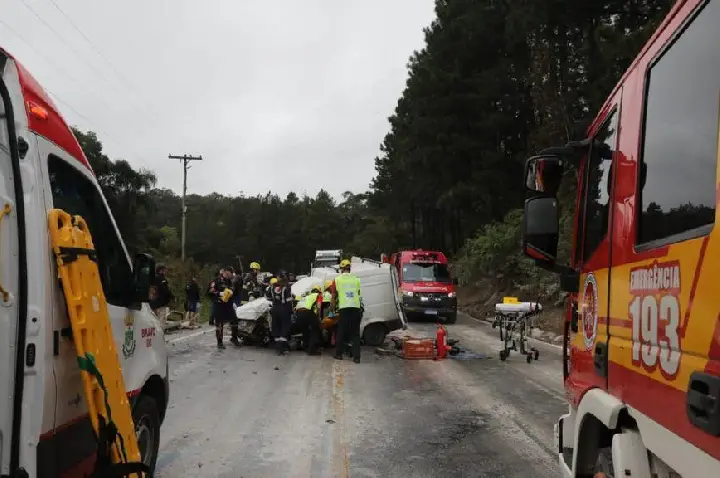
[363,323,387,346]
[445,313,457,324]
[133,394,161,475]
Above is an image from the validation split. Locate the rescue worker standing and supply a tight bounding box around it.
[241,261,263,303]
[331,259,363,363]
[294,285,323,356]
[266,272,293,355]
[207,268,224,326]
[150,264,174,326]
[211,267,241,349]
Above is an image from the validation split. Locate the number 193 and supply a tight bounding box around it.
[629,294,681,377]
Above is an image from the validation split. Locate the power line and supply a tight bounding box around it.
[17,0,159,126]
[48,90,152,166]
[0,18,161,146]
[44,0,155,117]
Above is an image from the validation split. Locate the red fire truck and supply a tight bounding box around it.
[521,0,719,476]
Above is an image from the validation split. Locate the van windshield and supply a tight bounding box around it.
[314,258,339,268]
[403,263,451,283]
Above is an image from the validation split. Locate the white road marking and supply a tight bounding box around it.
[167,328,208,344]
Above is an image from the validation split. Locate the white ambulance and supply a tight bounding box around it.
[0,48,169,477]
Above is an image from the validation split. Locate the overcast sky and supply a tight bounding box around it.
[1,0,435,198]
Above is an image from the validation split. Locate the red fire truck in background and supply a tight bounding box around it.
[386,250,458,324]
[521,0,719,476]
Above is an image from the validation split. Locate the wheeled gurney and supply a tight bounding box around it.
[492,300,543,363]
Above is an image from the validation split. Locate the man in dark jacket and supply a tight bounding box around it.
[206,268,224,326]
[185,277,201,328]
[266,272,293,355]
[150,264,174,326]
[210,267,241,349]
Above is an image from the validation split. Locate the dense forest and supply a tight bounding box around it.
[72,0,675,315]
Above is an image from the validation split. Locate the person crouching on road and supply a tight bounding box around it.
[331,259,363,363]
[294,285,323,356]
[212,267,241,349]
[266,272,293,356]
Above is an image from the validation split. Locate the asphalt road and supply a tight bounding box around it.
[156,313,566,478]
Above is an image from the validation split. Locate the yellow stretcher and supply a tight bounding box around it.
[49,209,147,478]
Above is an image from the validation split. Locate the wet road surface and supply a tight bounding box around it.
[156,313,566,477]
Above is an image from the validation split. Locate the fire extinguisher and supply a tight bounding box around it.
[436,323,450,360]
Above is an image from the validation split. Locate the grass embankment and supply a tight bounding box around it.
[453,208,573,337]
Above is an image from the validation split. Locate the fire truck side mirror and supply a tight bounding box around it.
[524,155,563,196]
[522,196,559,265]
[132,253,156,303]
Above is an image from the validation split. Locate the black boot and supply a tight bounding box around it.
[216,328,224,348]
[275,341,286,356]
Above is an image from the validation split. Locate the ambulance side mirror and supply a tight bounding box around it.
[132,253,156,303]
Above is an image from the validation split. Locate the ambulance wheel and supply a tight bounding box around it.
[363,323,387,347]
[133,395,161,475]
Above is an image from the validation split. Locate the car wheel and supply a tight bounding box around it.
[445,312,457,324]
[132,394,161,475]
[362,323,387,346]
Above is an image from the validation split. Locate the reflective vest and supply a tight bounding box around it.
[322,291,332,303]
[303,292,320,312]
[335,273,361,309]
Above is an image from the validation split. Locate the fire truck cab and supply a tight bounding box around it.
[1,49,169,477]
[521,0,720,476]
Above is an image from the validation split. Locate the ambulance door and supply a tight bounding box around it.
[1,55,56,478]
[38,142,137,475]
[0,55,22,478]
[568,98,620,400]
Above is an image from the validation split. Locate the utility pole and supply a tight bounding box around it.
[169,154,203,261]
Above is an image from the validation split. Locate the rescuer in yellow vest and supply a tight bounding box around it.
[331,259,363,363]
[294,285,323,355]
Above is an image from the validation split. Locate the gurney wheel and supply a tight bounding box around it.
[499,350,508,361]
[526,353,533,364]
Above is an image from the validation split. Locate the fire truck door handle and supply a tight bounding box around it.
[686,372,720,436]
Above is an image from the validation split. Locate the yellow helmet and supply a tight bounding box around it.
[311,285,322,293]
[250,261,261,270]
[270,277,278,285]
[339,259,351,268]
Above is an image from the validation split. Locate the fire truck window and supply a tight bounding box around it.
[638,0,719,246]
[47,154,133,306]
[580,110,618,262]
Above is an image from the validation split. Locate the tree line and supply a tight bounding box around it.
[71,0,675,305]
